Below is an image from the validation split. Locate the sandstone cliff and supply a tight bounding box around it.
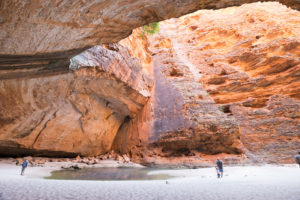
[117,2,300,164]
[0,44,152,157]
[0,2,299,165]
[0,0,299,80]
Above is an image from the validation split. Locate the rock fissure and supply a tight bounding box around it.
[68,100,85,133]
[31,110,58,149]
[13,112,47,139]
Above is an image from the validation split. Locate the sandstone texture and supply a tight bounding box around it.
[0,0,299,79]
[117,2,300,164]
[174,2,300,163]
[0,2,299,165]
[0,44,152,157]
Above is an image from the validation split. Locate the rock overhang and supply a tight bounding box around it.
[0,0,299,77]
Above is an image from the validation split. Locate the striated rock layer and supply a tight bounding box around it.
[116,2,300,164]
[0,44,152,157]
[0,0,300,79]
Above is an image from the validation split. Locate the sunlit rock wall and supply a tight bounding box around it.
[0,44,152,157]
[120,2,300,164]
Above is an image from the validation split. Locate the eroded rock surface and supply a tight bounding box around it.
[0,44,152,157]
[118,2,300,164]
[174,2,300,163]
[1,0,299,79]
[0,2,299,165]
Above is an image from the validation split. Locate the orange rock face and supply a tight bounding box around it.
[176,2,300,163]
[0,0,299,80]
[0,2,299,165]
[119,2,300,164]
[0,44,152,157]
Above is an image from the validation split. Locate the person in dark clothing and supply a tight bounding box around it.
[216,158,223,178]
[295,152,300,167]
[21,160,29,176]
[215,167,220,178]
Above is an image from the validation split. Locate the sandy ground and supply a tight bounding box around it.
[0,160,299,200]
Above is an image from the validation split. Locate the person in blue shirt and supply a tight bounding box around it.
[21,160,29,176]
[216,158,223,178]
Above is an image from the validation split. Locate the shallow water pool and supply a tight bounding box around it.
[45,167,173,181]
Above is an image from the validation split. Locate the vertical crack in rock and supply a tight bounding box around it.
[112,116,132,155]
[14,112,46,139]
[69,100,85,133]
[31,110,58,148]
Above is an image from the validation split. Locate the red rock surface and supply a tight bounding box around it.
[0,2,299,165]
[0,44,152,157]
[0,0,299,79]
[119,2,300,164]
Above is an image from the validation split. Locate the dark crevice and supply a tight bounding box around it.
[112,115,132,154]
[69,100,85,133]
[105,112,115,120]
[14,112,47,139]
[0,47,90,80]
[0,145,78,157]
[31,110,58,148]
[219,105,231,113]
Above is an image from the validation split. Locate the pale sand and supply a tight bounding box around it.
[0,160,299,200]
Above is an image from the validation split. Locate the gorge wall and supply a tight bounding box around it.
[0,1,299,165]
[0,0,300,80]
[0,44,152,157]
[115,2,300,164]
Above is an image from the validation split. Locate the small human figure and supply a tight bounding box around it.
[295,151,300,168]
[216,158,223,178]
[21,160,29,176]
[215,167,220,178]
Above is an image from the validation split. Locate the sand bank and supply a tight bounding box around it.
[0,160,299,200]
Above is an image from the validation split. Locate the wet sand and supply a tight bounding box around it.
[0,160,299,200]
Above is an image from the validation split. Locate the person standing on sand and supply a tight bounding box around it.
[216,158,223,178]
[295,151,300,167]
[215,167,220,178]
[21,160,29,176]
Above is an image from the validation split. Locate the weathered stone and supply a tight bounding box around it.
[33,158,46,165]
[0,1,299,165]
[115,155,123,162]
[75,155,81,160]
[93,159,101,164]
[115,2,300,164]
[15,158,23,165]
[0,44,151,157]
[0,0,299,79]
[123,154,131,163]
